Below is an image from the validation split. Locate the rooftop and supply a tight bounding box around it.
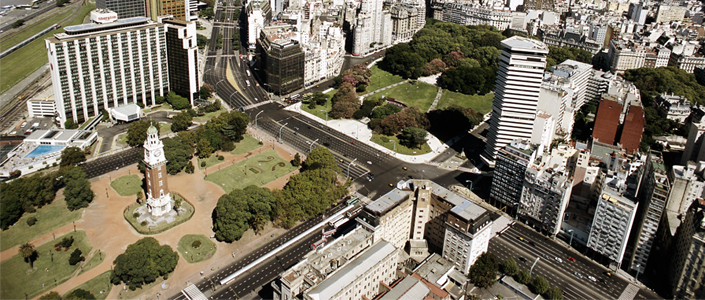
[366,188,411,214]
[306,241,397,300]
[449,200,486,222]
[502,36,549,53]
[379,275,429,300]
[63,17,150,34]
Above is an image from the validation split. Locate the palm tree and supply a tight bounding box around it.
[19,242,35,269]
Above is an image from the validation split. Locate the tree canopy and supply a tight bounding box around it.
[126,120,160,147]
[623,66,705,106]
[165,91,191,110]
[546,286,563,300]
[213,186,277,242]
[171,110,193,132]
[163,136,195,174]
[0,172,57,229]
[531,275,550,295]
[398,127,427,149]
[468,252,498,288]
[303,147,341,172]
[502,258,519,276]
[63,166,94,211]
[111,237,178,290]
[64,288,95,300]
[60,147,86,168]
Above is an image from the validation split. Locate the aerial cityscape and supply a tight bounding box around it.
[0,0,704,299]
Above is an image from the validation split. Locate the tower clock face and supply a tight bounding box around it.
[154,150,161,157]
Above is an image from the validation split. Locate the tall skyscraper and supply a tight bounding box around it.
[45,17,169,127]
[489,139,537,216]
[587,187,638,267]
[147,0,188,21]
[482,36,549,167]
[164,18,199,104]
[97,0,146,19]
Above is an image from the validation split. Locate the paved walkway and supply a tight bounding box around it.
[427,87,443,113]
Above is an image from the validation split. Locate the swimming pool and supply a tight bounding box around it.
[25,145,65,158]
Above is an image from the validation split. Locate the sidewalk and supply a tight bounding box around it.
[284,102,448,164]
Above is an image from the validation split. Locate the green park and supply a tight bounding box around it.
[205,149,297,193]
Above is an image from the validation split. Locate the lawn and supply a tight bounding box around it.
[160,124,172,135]
[193,109,225,123]
[0,6,72,52]
[362,65,405,94]
[198,153,226,170]
[0,2,95,93]
[437,90,494,114]
[0,197,83,251]
[63,271,112,300]
[142,103,170,114]
[79,250,105,275]
[117,133,128,146]
[110,174,143,197]
[0,231,95,300]
[300,89,336,120]
[177,234,217,263]
[366,81,438,112]
[230,134,262,155]
[371,134,432,155]
[206,149,297,193]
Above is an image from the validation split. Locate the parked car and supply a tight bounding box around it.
[568,257,576,262]
[529,241,536,247]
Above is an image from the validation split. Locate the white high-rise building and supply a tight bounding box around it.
[352,0,392,56]
[45,17,169,127]
[587,187,638,266]
[482,36,549,167]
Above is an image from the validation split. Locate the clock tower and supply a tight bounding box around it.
[143,123,172,217]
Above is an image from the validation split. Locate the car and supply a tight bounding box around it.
[588,276,597,282]
[598,279,607,284]
[568,257,576,263]
[351,141,355,145]
[367,161,372,165]
[305,141,311,145]
[529,241,536,247]
[604,271,612,277]
[518,237,524,241]
[574,272,583,279]
[555,257,563,263]
[403,167,407,170]
[519,257,527,263]
[389,183,393,187]
[543,254,551,259]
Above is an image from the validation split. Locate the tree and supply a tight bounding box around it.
[199,84,215,99]
[381,43,425,79]
[546,46,593,69]
[63,167,94,211]
[19,242,37,269]
[531,276,550,295]
[443,50,465,67]
[161,136,194,174]
[173,197,182,215]
[353,99,379,119]
[171,111,193,132]
[60,146,86,168]
[184,161,195,174]
[213,186,276,242]
[378,106,430,136]
[468,252,499,288]
[398,127,427,148]
[39,291,62,300]
[64,288,94,300]
[291,153,301,167]
[56,0,68,6]
[165,91,191,110]
[126,120,160,147]
[303,147,341,172]
[423,58,447,76]
[27,216,37,226]
[69,248,84,265]
[502,258,519,276]
[64,119,78,129]
[371,104,402,119]
[197,34,209,49]
[111,238,178,290]
[196,139,214,159]
[516,269,531,285]
[200,6,214,18]
[12,19,24,28]
[311,92,328,105]
[546,286,563,300]
[273,169,348,228]
[0,172,56,229]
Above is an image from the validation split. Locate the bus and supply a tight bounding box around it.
[311,237,327,250]
[322,229,336,237]
[328,215,344,227]
[332,217,349,229]
[346,196,360,206]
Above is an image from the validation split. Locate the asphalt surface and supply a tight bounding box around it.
[82,147,141,179]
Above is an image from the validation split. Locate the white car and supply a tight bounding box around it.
[588,276,597,282]
[555,257,563,263]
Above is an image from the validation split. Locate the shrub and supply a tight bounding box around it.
[201,161,206,167]
[185,161,195,174]
[60,236,74,249]
[140,220,148,226]
[133,212,139,218]
[26,217,37,226]
[218,155,225,161]
[192,240,202,249]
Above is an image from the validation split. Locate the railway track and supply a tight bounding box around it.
[0,0,82,46]
[0,71,52,133]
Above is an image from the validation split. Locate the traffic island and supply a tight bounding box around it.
[177,234,217,263]
[123,193,194,235]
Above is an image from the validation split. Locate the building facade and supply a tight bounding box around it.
[482,37,548,165]
[666,199,705,299]
[357,188,414,250]
[164,19,199,104]
[96,0,146,19]
[147,0,189,21]
[489,139,537,216]
[587,188,638,266]
[257,29,305,95]
[442,200,493,274]
[45,17,169,127]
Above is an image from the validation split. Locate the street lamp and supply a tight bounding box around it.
[635,264,641,283]
[346,158,357,180]
[529,257,540,277]
[391,140,396,151]
[309,138,318,153]
[254,110,263,128]
[568,229,575,248]
[466,180,473,191]
[320,110,328,123]
[278,122,288,143]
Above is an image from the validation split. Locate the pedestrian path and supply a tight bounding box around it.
[427,87,443,113]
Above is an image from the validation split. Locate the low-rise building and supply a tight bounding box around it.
[657,93,691,124]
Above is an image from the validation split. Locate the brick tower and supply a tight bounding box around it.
[143,123,172,217]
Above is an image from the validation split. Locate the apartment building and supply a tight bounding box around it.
[482,37,548,165]
[246,0,271,50]
[666,198,705,299]
[489,139,538,216]
[539,28,602,54]
[587,187,639,267]
[592,96,622,145]
[96,0,146,19]
[26,98,56,118]
[257,27,305,95]
[608,39,646,74]
[352,0,392,56]
[431,2,512,31]
[357,188,414,249]
[539,59,593,136]
[682,108,705,164]
[627,152,669,274]
[147,0,189,21]
[619,102,645,154]
[389,2,423,44]
[520,146,576,236]
[45,17,169,127]
[442,200,493,274]
[656,5,687,24]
